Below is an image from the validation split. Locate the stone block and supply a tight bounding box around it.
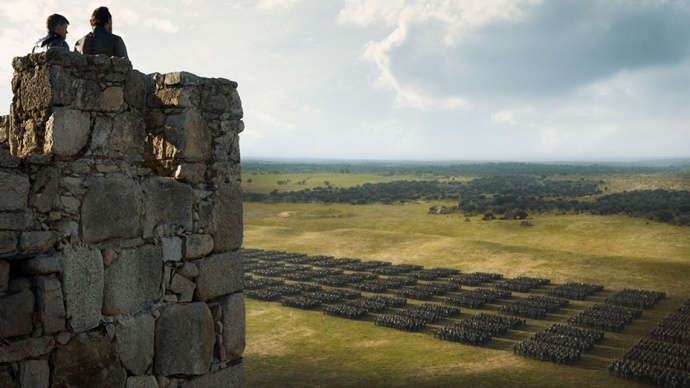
[103,86,124,111]
[20,359,50,388]
[154,303,214,376]
[61,245,104,333]
[142,177,193,239]
[35,275,66,334]
[157,108,211,160]
[179,363,245,388]
[195,251,243,301]
[110,110,146,156]
[221,292,246,360]
[48,64,75,106]
[0,261,8,292]
[168,274,195,302]
[22,254,61,274]
[0,288,34,339]
[126,375,158,388]
[184,234,214,260]
[102,244,162,316]
[0,210,32,231]
[0,231,17,255]
[161,236,182,262]
[60,195,80,214]
[30,166,60,213]
[44,108,91,157]
[210,180,243,251]
[75,79,103,110]
[114,313,155,375]
[19,231,55,253]
[53,333,127,388]
[82,178,143,243]
[177,262,198,279]
[174,163,206,184]
[0,336,55,363]
[0,171,29,211]
[17,66,51,111]
[124,70,146,111]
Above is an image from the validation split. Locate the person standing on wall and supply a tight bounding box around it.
[74,6,128,59]
[33,14,70,53]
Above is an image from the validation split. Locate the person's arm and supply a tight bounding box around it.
[115,37,128,60]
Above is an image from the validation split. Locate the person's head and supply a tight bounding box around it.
[47,14,69,39]
[90,6,113,32]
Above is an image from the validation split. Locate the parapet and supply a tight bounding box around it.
[0,50,245,387]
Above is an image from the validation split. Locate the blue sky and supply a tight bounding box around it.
[1,0,689,161]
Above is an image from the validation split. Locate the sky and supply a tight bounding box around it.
[1,0,689,162]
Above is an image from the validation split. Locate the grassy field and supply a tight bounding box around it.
[241,174,690,387]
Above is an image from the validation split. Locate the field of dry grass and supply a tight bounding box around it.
[242,198,690,387]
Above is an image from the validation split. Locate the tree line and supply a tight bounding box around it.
[243,176,690,226]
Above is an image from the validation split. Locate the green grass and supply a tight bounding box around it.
[241,176,690,387]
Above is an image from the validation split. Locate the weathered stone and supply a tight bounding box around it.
[74,79,102,110]
[168,274,195,302]
[61,245,104,333]
[22,254,61,274]
[110,110,146,156]
[20,359,50,388]
[53,333,127,388]
[60,195,81,214]
[184,234,214,260]
[142,177,193,239]
[0,336,55,363]
[174,163,206,184]
[0,288,34,339]
[210,180,243,251]
[124,70,146,111]
[44,109,91,156]
[177,262,198,279]
[19,231,55,253]
[157,108,211,160]
[126,375,158,388]
[195,251,243,301]
[82,178,143,243]
[179,363,245,388]
[161,237,182,262]
[0,260,8,292]
[35,275,66,334]
[154,303,214,376]
[0,210,32,231]
[0,171,30,211]
[114,313,155,375]
[221,293,246,360]
[30,166,60,213]
[103,86,124,111]
[21,254,61,274]
[197,201,213,231]
[102,244,162,316]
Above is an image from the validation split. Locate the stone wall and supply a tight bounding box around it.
[0,49,245,387]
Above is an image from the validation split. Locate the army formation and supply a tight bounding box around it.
[242,248,685,385]
[609,299,690,387]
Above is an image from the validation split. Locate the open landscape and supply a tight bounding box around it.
[240,161,690,387]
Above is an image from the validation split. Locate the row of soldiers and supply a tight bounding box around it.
[514,323,605,365]
[448,272,504,287]
[605,288,666,309]
[498,295,569,319]
[443,288,512,309]
[568,303,643,332]
[545,281,604,300]
[651,313,690,345]
[434,313,525,347]
[493,276,551,293]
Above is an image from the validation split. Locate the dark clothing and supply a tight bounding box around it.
[32,32,69,53]
[74,26,128,59]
